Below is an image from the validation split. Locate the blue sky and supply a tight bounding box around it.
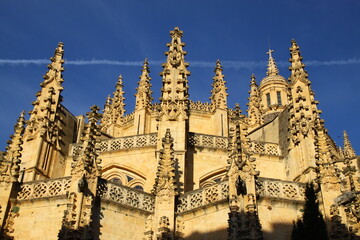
[0,0,359,153]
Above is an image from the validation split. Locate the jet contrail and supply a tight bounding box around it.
[1,58,360,69]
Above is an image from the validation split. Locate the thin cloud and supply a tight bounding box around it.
[1,58,360,69]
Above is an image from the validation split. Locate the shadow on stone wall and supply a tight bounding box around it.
[0,231,14,240]
[58,194,103,240]
[183,220,353,240]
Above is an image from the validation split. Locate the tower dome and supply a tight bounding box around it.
[258,49,289,122]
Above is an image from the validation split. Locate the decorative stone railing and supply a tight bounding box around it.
[98,180,155,213]
[17,177,71,201]
[188,133,280,157]
[249,141,281,156]
[177,181,229,213]
[256,178,305,201]
[188,133,228,149]
[189,100,212,112]
[70,133,157,156]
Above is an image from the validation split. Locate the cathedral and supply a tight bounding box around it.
[0,27,359,239]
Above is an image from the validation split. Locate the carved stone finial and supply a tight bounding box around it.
[314,117,341,190]
[288,39,308,83]
[100,95,112,132]
[42,42,65,87]
[152,129,177,195]
[210,60,228,110]
[71,105,102,179]
[170,27,183,38]
[266,49,279,76]
[250,73,256,83]
[117,74,123,85]
[247,74,262,128]
[343,130,356,159]
[111,75,126,121]
[1,111,26,184]
[135,58,153,111]
[234,104,242,117]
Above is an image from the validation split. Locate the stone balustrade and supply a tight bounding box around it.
[98,180,155,213]
[188,133,281,157]
[70,133,157,156]
[177,181,229,213]
[256,177,305,201]
[249,141,281,156]
[70,132,279,157]
[188,133,228,149]
[17,177,71,200]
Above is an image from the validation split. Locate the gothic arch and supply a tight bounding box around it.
[102,163,147,189]
[199,167,227,188]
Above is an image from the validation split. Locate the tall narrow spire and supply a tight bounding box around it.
[42,42,65,87]
[159,27,190,120]
[111,75,126,123]
[314,117,340,189]
[100,95,111,131]
[247,74,262,128]
[135,59,153,111]
[71,105,102,179]
[100,75,126,135]
[227,109,262,239]
[0,112,25,184]
[266,49,279,76]
[60,106,102,237]
[152,129,177,195]
[288,39,309,83]
[288,39,321,146]
[26,43,65,138]
[343,130,356,159]
[210,60,228,110]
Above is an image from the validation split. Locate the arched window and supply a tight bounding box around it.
[110,177,122,185]
[133,185,144,191]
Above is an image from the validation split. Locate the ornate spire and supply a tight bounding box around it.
[60,106,102,237]
[210,60,228,110]
[247,74,262,127]
[159,27,190,120]
[228,103,257,179]
[26,43,65,141]
[100,95,111,131]
[0,112,25,184]
[343,130,356,159]
[288,39,321,146]
[42,42,65,88]
[288,39,309,84]
[135,59,153,110]
[266,49,279,76]
[107,75,126,126]
[152,129,177,196]
[227,111,262,239]
[71,106,102,179]
[314,117,340,190]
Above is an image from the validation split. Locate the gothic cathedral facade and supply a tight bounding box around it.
[0,27,359,239]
